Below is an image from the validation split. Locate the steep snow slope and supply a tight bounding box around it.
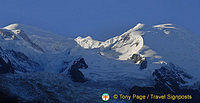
[0,23,155,90]
[2,23,200,84]
[2,24,76,53]
[0,24,79,73]
[1,23,200,102]
[75,23,200,80]
[75,23,145,60]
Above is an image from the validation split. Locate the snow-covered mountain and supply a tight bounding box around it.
[0,24,80,73]
[75,23,200,80]
[0,23,200,102]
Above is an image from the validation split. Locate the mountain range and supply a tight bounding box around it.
[0,23,200,102]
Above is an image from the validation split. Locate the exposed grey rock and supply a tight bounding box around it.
[0,47,42,73]
[130,54,142,63]
[0,47,14,74]
[130,54,147,69]
[68,58,88,83]
[140,59,147,69]
[6,50,42,73]
[0,29,18,40]
[153,63,192,92]
[130,63,200,102]
[0,57,14,74]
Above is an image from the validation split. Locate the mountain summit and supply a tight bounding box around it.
[75,23,200,79]
[0,23,200,102]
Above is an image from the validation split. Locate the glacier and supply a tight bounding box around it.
[0,23,200,102]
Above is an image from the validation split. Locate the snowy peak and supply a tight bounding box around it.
[0,23,84,74]
[3,23,21,30]
[0,25,45,53]
[74,23,146,50]
[131,23,145,31]
[75,23,200,79]
[0,23,200,102]
[1,23,77,54]
[75,23,145,60]
[1,23,200,80]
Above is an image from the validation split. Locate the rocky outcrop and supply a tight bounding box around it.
[6,50,42,73]
[0,47,14,74]
[0,29,18,40]
[140,59,147,69]
[68,58,88,83]
[153,63,192,92]
[130,54,143,63]
[130,54,147,69]
[0,57,14,74]
[0,47,42,73]
[130,63,200,102]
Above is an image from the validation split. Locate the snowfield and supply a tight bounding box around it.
[75,23,200,81]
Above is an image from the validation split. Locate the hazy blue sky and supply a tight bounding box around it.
[0,0,200,40]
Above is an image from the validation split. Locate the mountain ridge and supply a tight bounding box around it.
[75,23,200,80]
[0,23,200,102]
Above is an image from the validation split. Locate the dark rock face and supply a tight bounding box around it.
[153,63,192,92]
[68,58,88,83]
[130,54,147,69]
[130,54,142,63]
[0,57,14,74]
[6,50,41,73]
[69,65,86,83]
[0,29,18,40]
[0,47,42,73]
[140,60,147,69]
[0,47,14,74]
[71,58,88,69]
[130,63,200,102]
